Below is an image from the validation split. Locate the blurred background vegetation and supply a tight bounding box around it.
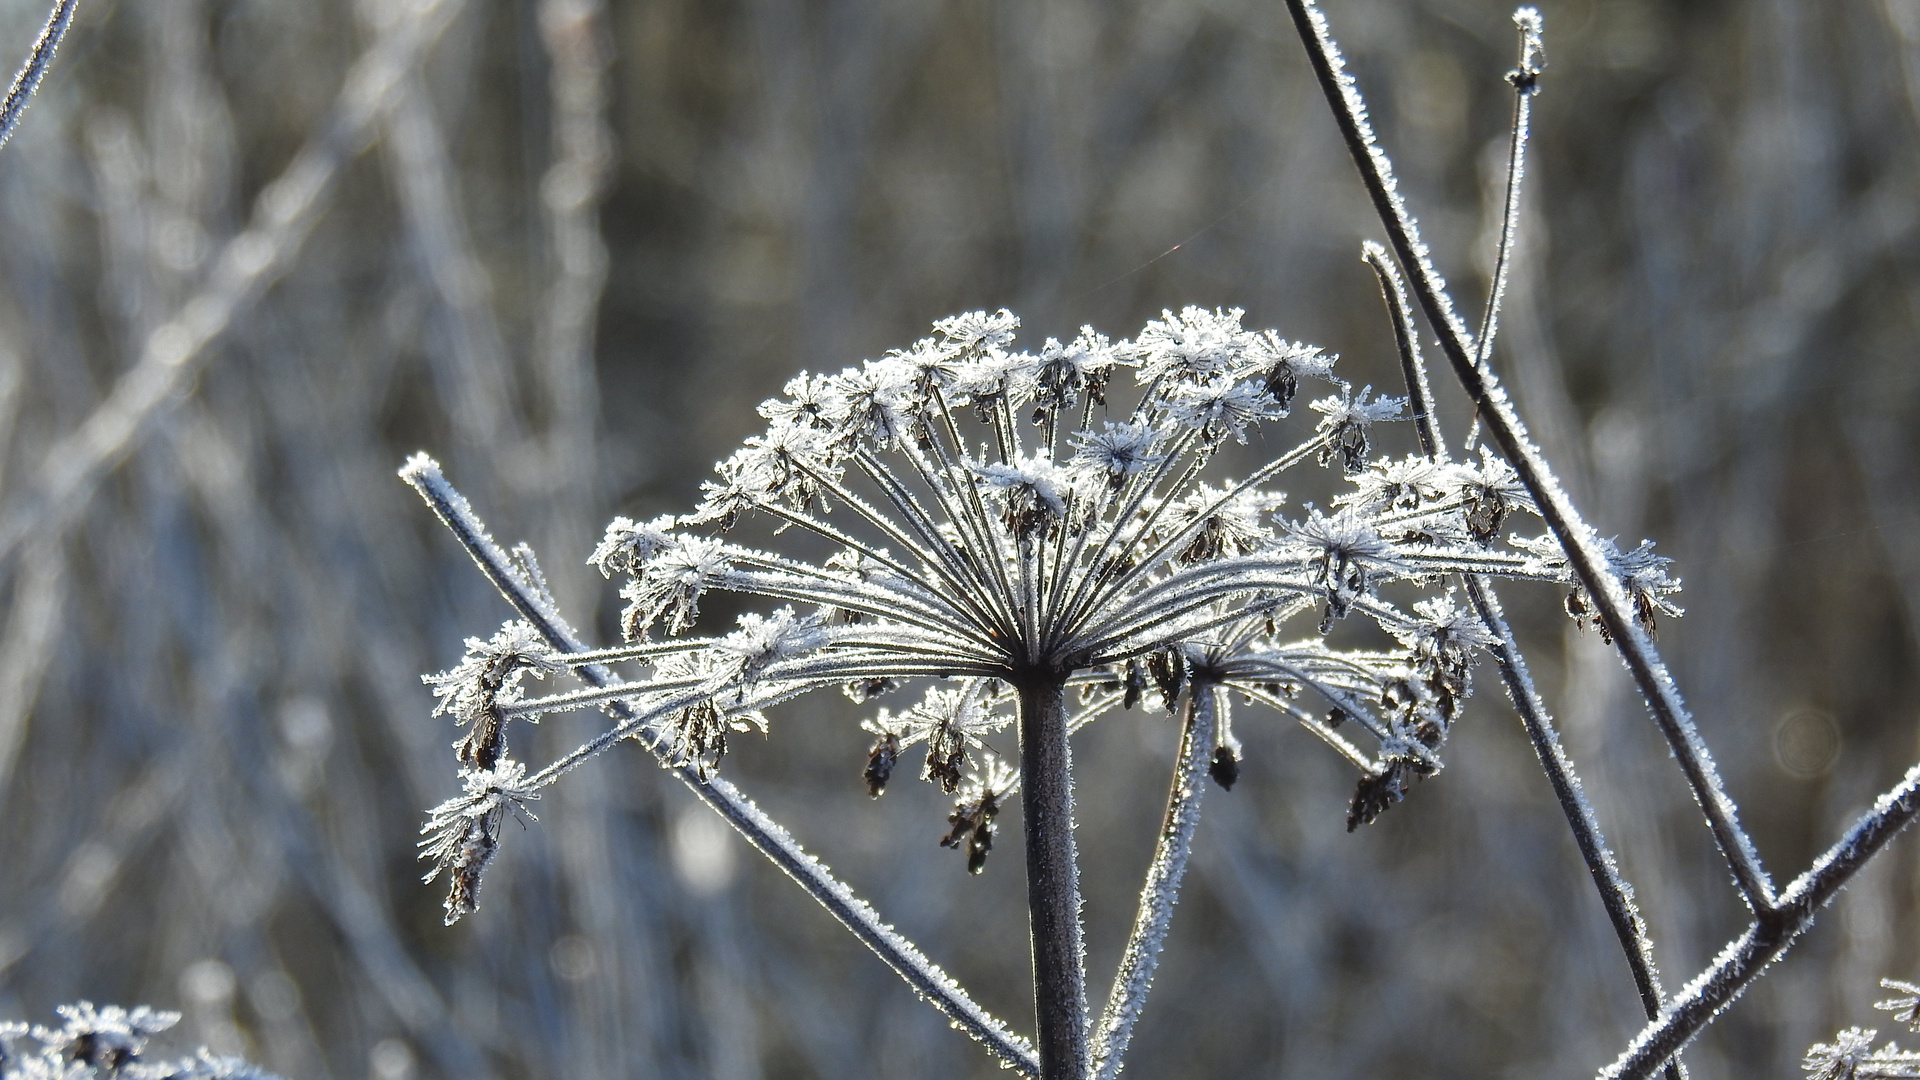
[0,0,1916,1076]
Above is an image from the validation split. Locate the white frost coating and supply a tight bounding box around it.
[1089,685,1216,1080]
[401,460,1041,1077]
[0,0,80,153]
[1471,7,1545,378]
[411,278,1760,1076]
[1290,7,1920,1077]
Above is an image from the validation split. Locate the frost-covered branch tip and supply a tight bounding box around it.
[0,0,80,153]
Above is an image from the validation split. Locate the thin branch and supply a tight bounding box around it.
[0,0,79,152]
[1468,580,1682,1080]
[1090,680,1215,1080]
[1602,761,1920,1080]
[0,0,464,573]
[1473,8,1543,373]
[399,455,1040,1077]
[1363,242,1441,460]
[1372,236,1681,1079]
[1282,0,1776,913]
[1321,13,1920,1078]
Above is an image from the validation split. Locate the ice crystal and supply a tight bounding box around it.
[1805,1028,1883,1080]
[1880,980,1920,1034]
[420,759,540,924]
[423,621,565,769]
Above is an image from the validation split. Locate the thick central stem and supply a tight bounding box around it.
[1015,672,1087,1080]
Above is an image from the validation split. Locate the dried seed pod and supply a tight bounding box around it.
[864,732,900,798]
[1147,648,1186,713]
[1209,745,1241,790]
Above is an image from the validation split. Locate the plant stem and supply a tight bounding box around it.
[1017,672,1087,1080]
[1091,679,1215,1079]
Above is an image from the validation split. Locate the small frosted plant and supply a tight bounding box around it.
[0,1002,280,1080]
[1802,980,1920,1080]
[405,3,1920,1078]
[408,303,1579,1078]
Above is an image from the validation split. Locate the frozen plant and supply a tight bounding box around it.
[0,1003,280,1080]
[1802,980,1920,1080]
[406,300,1582,1080]
[402,3,1920,1079]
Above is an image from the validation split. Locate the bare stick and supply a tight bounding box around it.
[1463,9,1541,450]
[1364,242,1441,460]
[1474,9,1542,373]
[1090,680,1215,1080]
[1468,580,1683,1080]
[1282,0,1775,913]
[1334,10,1920,1077]
[0,0,79,152]
[400,455,1040,1077]
[1602,762,1920,1080]
[0,0,463,572]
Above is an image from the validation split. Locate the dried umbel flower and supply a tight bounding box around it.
[1311,384,1405,472]
[35,1002,177,1072]
[942,757,1019,874]
[1797,979,1920,1080]
[1457,445,1532,543]
[1805,1028,1882,1080]
[415,305,1576,921]
[1394,593,1496,723]
[1520,534,1684,642]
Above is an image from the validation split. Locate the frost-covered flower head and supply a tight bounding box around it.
[419,307,1610,916]
[0,1002,281,1080]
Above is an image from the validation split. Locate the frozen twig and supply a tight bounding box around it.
[1363,242,1439,460]
[1283,0,1776,914]
[1463,9,1541,450]
[1604,762,1920,1079]
[1473,8,1542,375]
[1090,680,1216,1080]
[0,0,462,572]
[1468,580,1683,1080]
[1372,240,1680,1080]
[399,455,1041,1077]
[0,0,78,152]
[1016,675,1087,1080]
